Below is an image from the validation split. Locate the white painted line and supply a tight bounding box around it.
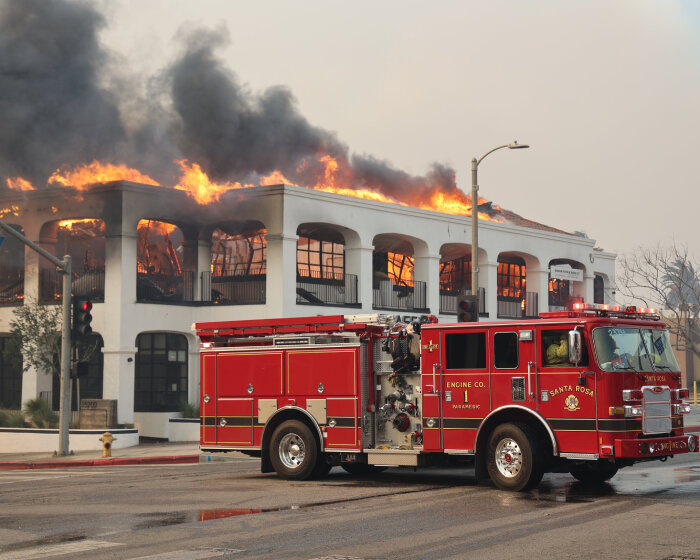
[0,539,119,559]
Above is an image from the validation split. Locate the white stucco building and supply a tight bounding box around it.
[0,181,616,437]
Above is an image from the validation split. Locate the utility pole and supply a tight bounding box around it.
[0,220,73,455]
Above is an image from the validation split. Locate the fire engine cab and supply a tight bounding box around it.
[195,304,698,491]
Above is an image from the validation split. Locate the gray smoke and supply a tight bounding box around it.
[0,0,125,185]
[0,0,461,205]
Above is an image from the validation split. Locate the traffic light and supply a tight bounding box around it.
[72,299,93,338]
[457,294,479,322]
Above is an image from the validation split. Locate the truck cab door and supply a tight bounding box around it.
[537,327,598,455]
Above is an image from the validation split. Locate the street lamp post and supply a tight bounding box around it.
[471,141,529,319]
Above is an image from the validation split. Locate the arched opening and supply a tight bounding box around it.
[497,255,526,318]
[0,224,24,305]
[40,219,106,302]
[136,220,185,302]
[134,332,188,412]
[208,223,266,305]
[594,275,605,304]
[439,244,473,315]
[296,224,355,306]
[372,235,426,312]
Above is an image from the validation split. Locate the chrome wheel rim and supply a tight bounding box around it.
[279,433,305,469]
[495,437,523,478]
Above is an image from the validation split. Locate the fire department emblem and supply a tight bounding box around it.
[564,394,580,412]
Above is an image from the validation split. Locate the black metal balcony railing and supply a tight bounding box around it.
[373,280,427,312]
[40,269,105,303]
[296,272,358,306]
[439,287,486,315]
[136,271,195,303]
[497,291,539,319]
[202,271,266,305]
[0,275,23,306]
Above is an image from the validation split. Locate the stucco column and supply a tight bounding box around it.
[101,229,138,424]
[582,274,595,303]
[345,245,373,311]
[197,239,212,301]
[414,253,441,314]
[265,232,298,316]
[481,261,498,319]
[528,268,550,316]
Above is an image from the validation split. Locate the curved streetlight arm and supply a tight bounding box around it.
[469,141,529,319]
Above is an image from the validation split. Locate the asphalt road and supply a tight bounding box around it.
[0,454,699,560]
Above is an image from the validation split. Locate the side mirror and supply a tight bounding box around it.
[568,330,582,365]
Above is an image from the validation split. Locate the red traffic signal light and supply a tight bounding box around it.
[457,294,479,322]
[72,298,93,338]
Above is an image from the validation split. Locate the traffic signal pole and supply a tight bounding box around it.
[0,220,73,456]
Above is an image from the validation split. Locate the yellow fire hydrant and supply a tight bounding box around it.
[99,432,117,458]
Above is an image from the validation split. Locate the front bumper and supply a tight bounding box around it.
[614,434,699,458]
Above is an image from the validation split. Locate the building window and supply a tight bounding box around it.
[0,225,24,305]
[211,229,266,277]
[445,332,486,369]
[0,336,22,409]
[497,257,526,300]
[440,257,471,293]
[594,275,605,304]
[297,237,344,279]
[135,333,188,412]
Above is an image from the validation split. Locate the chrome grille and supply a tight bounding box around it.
[643,386,671,434]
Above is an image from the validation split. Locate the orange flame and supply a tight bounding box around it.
[0,205,20,218]
[48,161,160,190]
[6,177,35,191]
[58,219,105,234]
[173,160,256,204]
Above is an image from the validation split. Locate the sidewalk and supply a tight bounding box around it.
[1,409,698,470]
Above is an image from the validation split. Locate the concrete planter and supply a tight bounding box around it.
[0,427,139,453]
[168,418,200,442]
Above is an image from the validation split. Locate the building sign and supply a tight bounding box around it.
[550,264,583,282]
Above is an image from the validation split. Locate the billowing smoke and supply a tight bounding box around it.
[0,0,126,185]
[0,0,459,204]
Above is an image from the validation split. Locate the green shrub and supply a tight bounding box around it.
[22,398,59,428]
[179,400,200,418]
[0,409,26,428]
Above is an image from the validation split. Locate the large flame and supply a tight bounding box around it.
[58,219,105,235]
[6,177,35,191]
[49,161,160,190]
[7,154,506,223]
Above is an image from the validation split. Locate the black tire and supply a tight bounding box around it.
[486,422,544,491]
[341,463,388,475]
[569,461,618,483]
[269,420,319,480]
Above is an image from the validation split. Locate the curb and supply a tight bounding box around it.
[0,454,200,470]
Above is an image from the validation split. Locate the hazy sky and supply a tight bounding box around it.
[98,1,699,258]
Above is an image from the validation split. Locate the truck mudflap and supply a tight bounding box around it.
[614,434,699,458]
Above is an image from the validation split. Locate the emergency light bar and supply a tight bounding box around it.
[569,302,659,319]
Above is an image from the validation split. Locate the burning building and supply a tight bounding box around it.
[0,178,615,437]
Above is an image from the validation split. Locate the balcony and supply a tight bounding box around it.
[202,271,266,305]
[497,292,539,319]
[373,280,427,313]
[440,287,486,316]
[296,272,358,307]
[0,275,23,306]
[40,269,105,303]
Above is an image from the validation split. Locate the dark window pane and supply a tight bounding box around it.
[445,332,486,369]
[494,332,518,369]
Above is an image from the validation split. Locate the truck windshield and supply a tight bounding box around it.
[592,327,680,372]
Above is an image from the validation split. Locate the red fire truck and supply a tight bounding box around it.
[195,303,698,491]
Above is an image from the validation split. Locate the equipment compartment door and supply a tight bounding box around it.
[216,398,254,446]
[200,353,217,445]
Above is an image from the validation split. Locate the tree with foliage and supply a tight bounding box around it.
[5,299,95,377]
[617,244,700,361]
